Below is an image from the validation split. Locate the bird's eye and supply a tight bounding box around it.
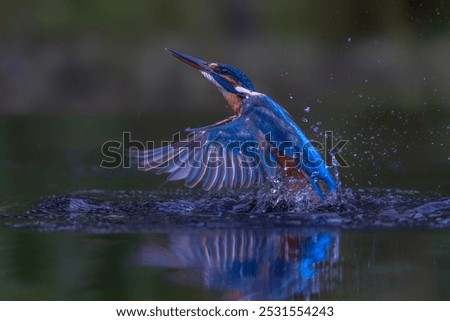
[219,67,229,75]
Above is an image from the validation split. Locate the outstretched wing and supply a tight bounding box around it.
[136,115,278,191]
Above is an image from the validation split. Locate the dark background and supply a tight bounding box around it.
[0,0,448,114]
[0,0,448,195]
[0,0,449,301]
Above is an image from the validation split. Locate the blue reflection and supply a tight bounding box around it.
[136,229,340,300]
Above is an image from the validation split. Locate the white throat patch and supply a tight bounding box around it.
[201,71,262,97]
[235,86,262,96]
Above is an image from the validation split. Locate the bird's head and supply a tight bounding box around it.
[166,48,256,115]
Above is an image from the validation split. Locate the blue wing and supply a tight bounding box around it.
[138,95,336,198]
[136,115,278,191]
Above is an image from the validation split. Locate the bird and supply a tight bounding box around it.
[136,48,336,200]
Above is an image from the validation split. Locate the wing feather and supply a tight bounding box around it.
[135,95,336,199]
[136,107,279,190]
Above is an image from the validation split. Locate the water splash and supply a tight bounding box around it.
[310,121,322,133]
[2,183,448,233]
[331,154,342,194]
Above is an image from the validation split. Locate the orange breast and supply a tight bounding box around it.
[276,152,305,178]
[223,93,242,116]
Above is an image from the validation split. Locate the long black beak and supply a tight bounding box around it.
[165,48,213,73]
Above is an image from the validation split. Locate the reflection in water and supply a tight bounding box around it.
[136,229,340,300]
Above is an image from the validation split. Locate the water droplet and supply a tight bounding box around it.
[302,117,308,123]
[289,93,293,100]
[347,37,352,42]
[304,106,310,112]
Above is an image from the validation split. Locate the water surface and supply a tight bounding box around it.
[0,113,449,300]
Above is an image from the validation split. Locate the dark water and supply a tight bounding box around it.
[0,112,449,300]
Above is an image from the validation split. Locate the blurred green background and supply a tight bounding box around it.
[0,0,448,196]
[0,0,448,114]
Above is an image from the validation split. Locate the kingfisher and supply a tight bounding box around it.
[137,48,336,200]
